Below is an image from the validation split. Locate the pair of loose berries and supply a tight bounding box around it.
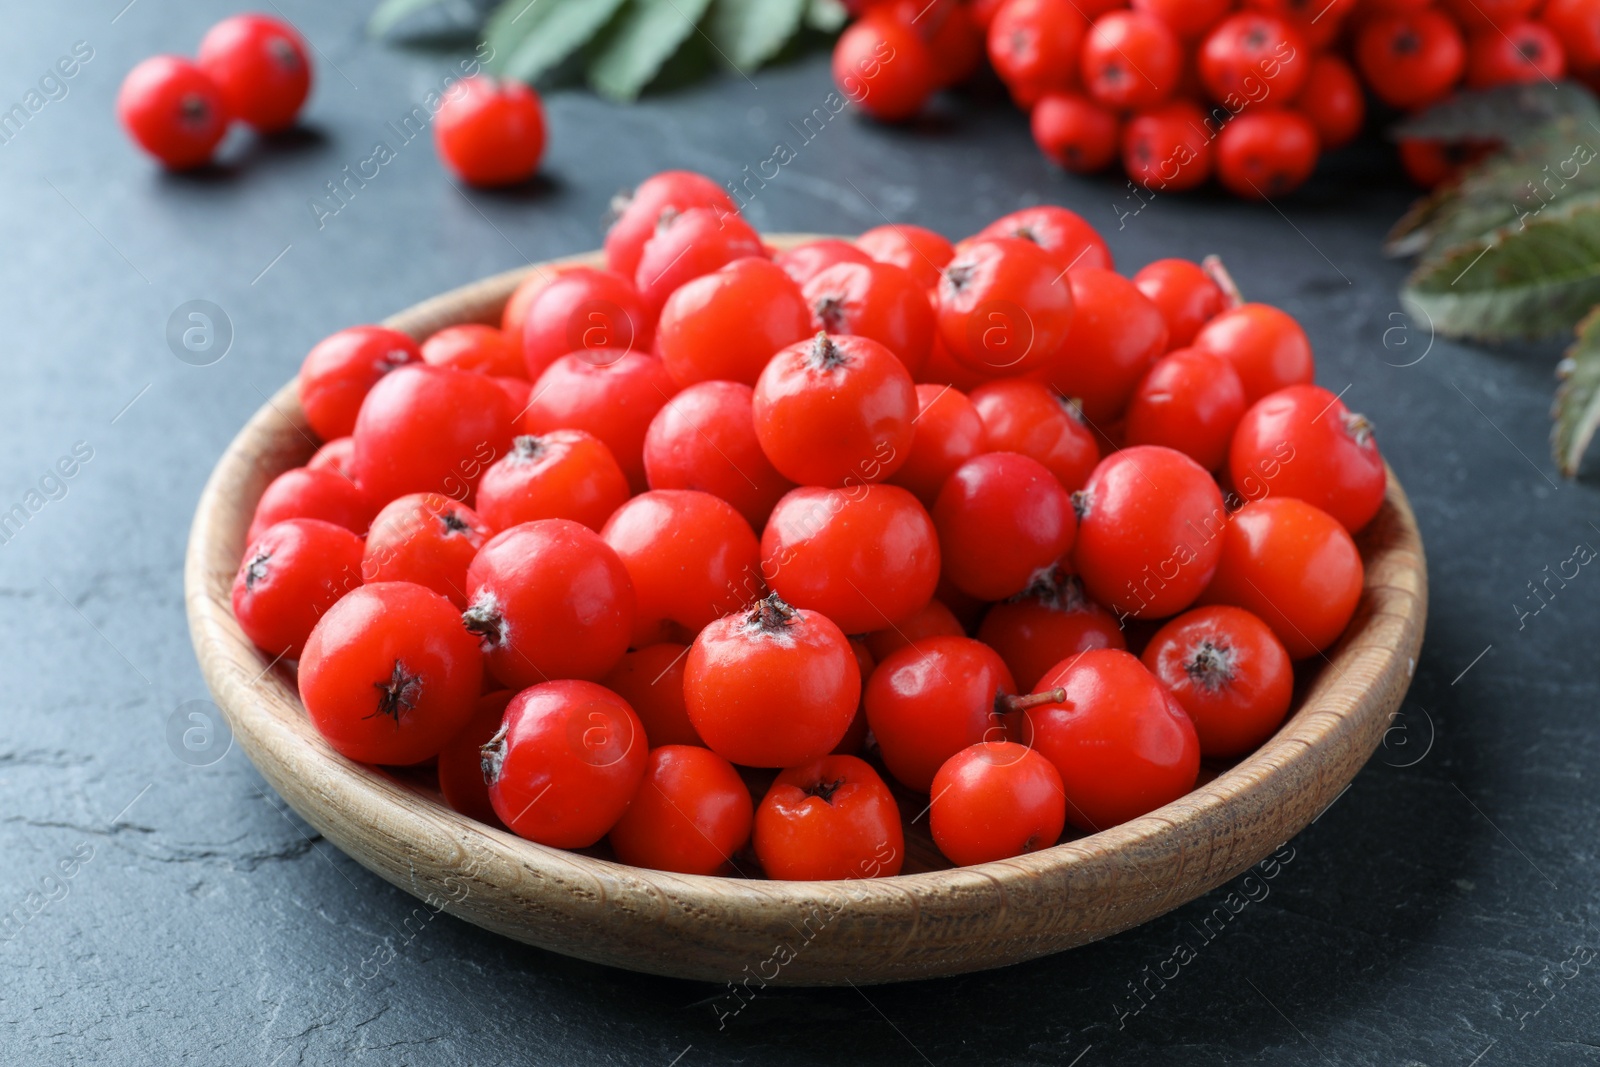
[231,171,1387,880]
[118,13,311,169]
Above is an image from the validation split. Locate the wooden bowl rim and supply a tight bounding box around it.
[184,237,1428,982]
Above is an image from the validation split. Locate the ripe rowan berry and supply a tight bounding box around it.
[1198,13,1310,106]
[1142,605,1293,759]
[933,452,1077,601]
[657,257,810,387]
[117,56,230,169]
[773,239,873,287]
[1031,92,1121,174]
[936,237,1075,376]
[862,598,967,661]
[1198,497,1363,659]
[464,519,635,687]
[361,492,490,607]
[804,260,936,375]
[685,593,861,767]
[197,14,311,133]
[1124,348,1248,471]
[970,379,1099,492]
[888,383,987,505]
[247,466,376,545]
[1542,0,1600,70]
[605,171,738,281]
[298,325,421,442]
[1296,55,1365,151]
[1355,10,1466,110]
[1192,302,1315,402]
[930,742,1066,866]
[1216,110,1321,199]
[1073,445,1227,620]
[433,76,545,187]
[1131,258,1228,349]
[1081,11,1184,111]
[1033,267,1169,423]
[855,223,955,289]
[833,11,939,121]
[1132,0,1232,39]
[975,205,1114,276]
[608,746,753,875]
[601,489,762,647]
[752,333,916,488]
[987,0,1086,108]
[421,324,524,379]
[232,519,364,660]
[300,581,483,766]
[521,351,677,492]
[976,565,1125,690]
[307,437,356,481]
[476,430,630,532]
[1230,384,1387,533]
[482,680,647,848]
[1122,100,1215,192]
[1466,21,1566,88]
[754,755,904,879]
[761,483,941,634]
[635,207,766,318]
[437,690,513,829]
[642,381,795,530]
[601,644,703,748]
[519,267,650,380]
[351,364,515,504]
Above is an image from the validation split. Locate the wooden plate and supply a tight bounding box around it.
[184,239,1427,987]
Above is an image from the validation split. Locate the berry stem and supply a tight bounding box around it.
[1201,254,1244,309]
[997,687,1067,714]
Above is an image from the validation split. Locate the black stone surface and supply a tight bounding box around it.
[2,3,1596,1064]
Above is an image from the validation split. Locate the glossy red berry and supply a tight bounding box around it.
[855,224,955,290]
[437,691,513,828]
[1542,0,1600,70]
[298,325,422,442]
[1355,10,1466,110]
[761,483,941,634]
[463,519,634,688]
[752,333,916,488]
[1031,92,1121,174]
[605,170,737,281]
[434,76,545,187]
[361,493,491,607]
[642,381,794,530]
[609,745,753,875]
[300,582,483,765]
[657,257,810,387]
[1198,497,1363,659]
[476,430,629,532]
[1443,0,1538,29]
[969,379,1099,492]
[1132,0,1232,39]
[307,437,356,480]
[351,364,515,504]
[974,205,1114,277]
[934,452,1076,601]
[601,644,703,748]
[1011,648,1199,831]
[804,260,936,375]
[1122,100,1215,192]
[635,207,766,318]
[1124,348,1248,471]
[1131,258,1228,349]
[117,56,229,169]
[888,383,987,505]
[602,489,762,647]
[1230,384,1387,533]
[521,351,677,492]
[1073,445,1227,620]
[1142,605,1293,758]
[862,598,967,661]
[1198,13,1311,105]
[482,680,648,848]
[197,14,311,133]
[1081,11,1184,111]
[977,566,1126,690]
[754,755,904,880]
[247,466,375,545]
[1466,21,1566,88]
[421,324,524,379]
[1034,268,1169,424]
[1192,303,1315,402]
[931,742,1066,866]
[1296,55,1366,151]
[519,266,651,379]
[834,11,939,121]
[232,519,364,660]
[685,593,861,767]
[987,0,1087,108]
[936,237,1076,376]
[774,239,874,287]
[1216,109,1321,199]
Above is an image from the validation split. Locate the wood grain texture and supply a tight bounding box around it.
[184,240,1428,986]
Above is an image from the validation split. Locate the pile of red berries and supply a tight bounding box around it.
[834,0,1598,194]
[117,13,311,169]
[231,168,1385,880]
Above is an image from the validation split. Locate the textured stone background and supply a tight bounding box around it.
[0,2,1594,1064]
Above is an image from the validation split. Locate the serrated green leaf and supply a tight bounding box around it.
[485,0,628,82]
[1384,119,1600,261]
[1392,81,1600,146]
[805,0,848,32]
[587,0,713,101]
[708,0,807,71]
[1553,305,1600,477]
[368,0,455,38]
[1402,204,1600,341]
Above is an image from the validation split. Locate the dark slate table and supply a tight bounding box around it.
[3,2,1595,1064]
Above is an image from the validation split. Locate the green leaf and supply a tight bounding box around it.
[1402,203,1600,341]
[485,0,628,82]
[1553,305,1600,477]
[805,0,849,32]
[708,0,807,72]
[368,0,455,37]
[1384,119,1600,261]
[1391,81,1600,147]
[587,0,713,101]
